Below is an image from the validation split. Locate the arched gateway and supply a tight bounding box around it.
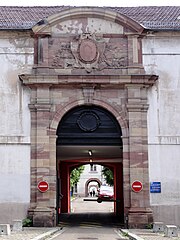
[56,106,123,220]
[19,7,158,227]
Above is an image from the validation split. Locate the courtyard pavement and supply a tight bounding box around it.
[121,228,180,240]
[0,197,179,240]
[0,227,61,240]
[0,226,179,240]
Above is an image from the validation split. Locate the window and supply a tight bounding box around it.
[90,164,97,172]
[74,183,77,193]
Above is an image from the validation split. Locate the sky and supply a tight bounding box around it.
[0,0,180,7]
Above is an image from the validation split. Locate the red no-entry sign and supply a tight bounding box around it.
[131,180,143,193]
[38,181,49,193]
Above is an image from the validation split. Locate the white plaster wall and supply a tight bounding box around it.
[0,145,30,202]
[0,32,33,223]
[148,144,180,204]
[0,32,33,137]
[143,32,180,225]
[0,145,30,224]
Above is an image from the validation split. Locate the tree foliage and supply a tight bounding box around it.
[70,165,85,187]
[102,167,114,186]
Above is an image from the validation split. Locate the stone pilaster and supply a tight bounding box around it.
[28,86,56,227]
[126,84,153,228]
[127,35,145,74]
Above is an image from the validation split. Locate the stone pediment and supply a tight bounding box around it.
[32,7,145,75]
[32,7,144,35]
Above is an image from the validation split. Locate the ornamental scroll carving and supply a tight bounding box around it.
[51,33,128,72]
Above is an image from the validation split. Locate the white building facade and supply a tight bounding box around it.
[144,31,180,224]
[75,164,105,197]
[0,6,179,227]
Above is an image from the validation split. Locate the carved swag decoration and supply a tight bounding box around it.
[51,33,128,73]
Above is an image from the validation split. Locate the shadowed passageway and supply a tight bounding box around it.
[58,197,124,227]
[58,212,124,227]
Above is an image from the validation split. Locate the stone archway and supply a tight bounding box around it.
[56,105,124,218]
[85,178,101,197]
[19,6,158,227]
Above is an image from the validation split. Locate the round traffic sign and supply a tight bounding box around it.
[131,180,143,193]
[37,181,49,193]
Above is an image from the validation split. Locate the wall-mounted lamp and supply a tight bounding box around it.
[89,158,93,167]
[88,150,92,156]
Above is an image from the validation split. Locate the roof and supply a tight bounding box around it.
[0,6,180,30]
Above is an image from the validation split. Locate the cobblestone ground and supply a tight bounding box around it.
[71,196,114,213]
[128,229,180,240]
[0,227,54,240]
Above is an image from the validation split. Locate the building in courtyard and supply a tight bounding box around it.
[0,5,180,227]
[74,164,105,197]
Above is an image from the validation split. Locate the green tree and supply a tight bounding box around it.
[70,165,85,187]
[102,167,114,186]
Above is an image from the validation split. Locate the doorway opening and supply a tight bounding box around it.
[56,105,124,226]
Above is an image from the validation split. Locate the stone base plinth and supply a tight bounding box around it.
[128,207,153,228]
[0,224,11,235]
[13,220,22,231]
[30,207,56,227]
[164,225,178,237]
[153,222,164,232]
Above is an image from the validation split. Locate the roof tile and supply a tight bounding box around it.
[0,6,180,30]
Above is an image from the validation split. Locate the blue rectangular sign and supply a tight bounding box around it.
[150,182,161,193]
